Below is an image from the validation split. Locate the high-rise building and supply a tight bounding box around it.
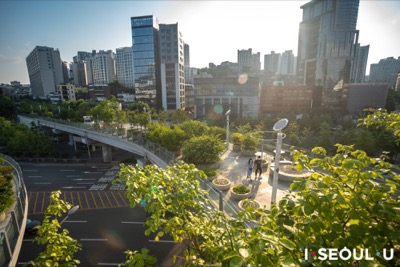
[369,57,400,88]
[238,48,261,73]
[26,46,64,98]
[264,51,280,74]
[131,15,162,109]
[88,50,116,86]
[115,47,135,89]
[297,0,360,105]
[351,44,369,83]
[71,61,88,87]
[184,43,191,83]
[159,23,185,110]
[279,50,296,75]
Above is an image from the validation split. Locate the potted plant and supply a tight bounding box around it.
[230,184,251,201]
[212,177,231,191]
[202,169,217,181]
[241,133,258,156]
[238,199,261,211]
[230,132,243,152]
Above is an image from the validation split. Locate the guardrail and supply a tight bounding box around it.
[0,153,28,267]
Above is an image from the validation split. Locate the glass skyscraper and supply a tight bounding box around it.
[131,15,162,109]
[297,0,360,106]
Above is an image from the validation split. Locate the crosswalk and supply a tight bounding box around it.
[28,191,130,215]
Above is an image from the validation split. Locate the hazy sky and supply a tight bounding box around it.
[0,0,399,84]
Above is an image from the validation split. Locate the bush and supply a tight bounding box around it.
[202,169,217,178]
[0,158,14,213]
[241,133,258,151]
[182,135,225,165]
[230,132,243,145]
[232,185,250,194]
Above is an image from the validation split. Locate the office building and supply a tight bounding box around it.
[264,51,280,74]
[131,15,162,109]
[26,46,64,98]
[238,48,261,73]
[159,23,185,110]
[297,0,360,106]
[87,50,116,86]
[369,57,400,88]
[279,50,296,75]
[351,44,369,83]
[194,77,260,119]
[115,47,135,89]
[260,85,322,114]
[57,84,76,102]
[344,83,388,115]
[184,43,191,83]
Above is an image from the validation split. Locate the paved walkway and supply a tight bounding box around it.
[216,147,292,210]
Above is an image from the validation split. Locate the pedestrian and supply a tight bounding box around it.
[254,156,262,179]
[247,158,253,181]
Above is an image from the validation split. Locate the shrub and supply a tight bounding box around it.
[202,169,217,178]
[0,158,14,213]
[240,199,260,209]
[241,133,258,151]
[230,132,243,145]
[232,185,250,194]
[182,135,225,165]
[160,127,186,151]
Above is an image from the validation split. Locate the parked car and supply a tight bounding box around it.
[25,218,41,235]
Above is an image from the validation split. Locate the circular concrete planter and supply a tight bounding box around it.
[238,199,261,211]
[212,178,231,191]
[270,161,312,183]
[230,187,251,201]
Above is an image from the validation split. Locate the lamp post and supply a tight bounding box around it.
[225,109,231,150]
[60,205,79,225]
[271,118,288,205]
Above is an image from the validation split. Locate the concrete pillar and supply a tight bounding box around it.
[102,144,112,163]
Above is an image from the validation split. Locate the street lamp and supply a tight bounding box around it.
[225,109,231,150]
[271,118,288,205]
[60,205,79,225]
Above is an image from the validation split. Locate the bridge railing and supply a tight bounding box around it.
[23,115,177,165]
[0,153,28,267]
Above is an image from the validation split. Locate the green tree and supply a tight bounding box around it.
[182,135,224,165]
[0,95,16,120]
[286,121,300,146]
[317,121,334,153]
[160,126,186,152]
[28,191,82,266]
[89,99,119,125]
[179,120,209,139]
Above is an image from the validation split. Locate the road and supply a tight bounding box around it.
[17,163,185,266]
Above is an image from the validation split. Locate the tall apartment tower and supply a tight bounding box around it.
[264,51,280,74]
[279,50,296,75]
[131,15,162,109]
[115,47,135,89]
[238,48,261,73]
[369,57,400,88]
[159,23,185,110]
[87,50,116,86]
[184,43,191,83]
[297,0,360,102]
[26,46,64,98]
[351,44,369,83]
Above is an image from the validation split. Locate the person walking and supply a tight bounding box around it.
[247,158,254,181]
[254,156,262,179]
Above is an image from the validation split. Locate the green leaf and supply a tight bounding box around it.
[279,238,296,250]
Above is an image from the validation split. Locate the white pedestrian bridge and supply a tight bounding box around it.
[18,115,176,168]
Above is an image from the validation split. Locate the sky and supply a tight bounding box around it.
[0,0,399,84]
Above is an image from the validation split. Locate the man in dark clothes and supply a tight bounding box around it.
[254,156,262,179]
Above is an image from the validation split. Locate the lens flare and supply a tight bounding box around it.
[213,104,223,114]
[238,73,248,85]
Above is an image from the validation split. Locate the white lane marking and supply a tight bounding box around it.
[73,178,95,181]
[121,221,145,224]
[61,186,86,189]
[76,182,94,185]
[83,171,102,174]
[34,182,52,185]
[79,241,108,242]
[60,169,75,172]
[67,175,82,177]
[63,220,87,223]
[28,175,42,178]
[149,239,175,243]
[98,264,120,266]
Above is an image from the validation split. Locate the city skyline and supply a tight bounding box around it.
[0,0,399,84]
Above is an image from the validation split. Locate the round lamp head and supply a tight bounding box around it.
[273,118,288,131]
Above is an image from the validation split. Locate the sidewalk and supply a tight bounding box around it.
[216,147,292,210]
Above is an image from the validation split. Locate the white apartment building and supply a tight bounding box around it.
[88,50,116,86]
[116,47,135,88]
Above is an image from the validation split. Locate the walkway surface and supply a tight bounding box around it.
[216,146,292,210]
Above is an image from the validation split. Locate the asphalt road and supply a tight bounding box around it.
[17,163,185,266]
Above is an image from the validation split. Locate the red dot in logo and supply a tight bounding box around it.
[311,251,316,257]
